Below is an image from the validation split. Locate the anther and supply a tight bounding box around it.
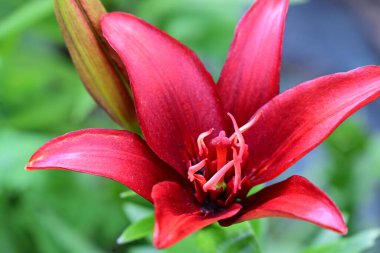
[228,111,261,142]
[197,128,214,157]
[188,159,207,182]
[228,113,246,159]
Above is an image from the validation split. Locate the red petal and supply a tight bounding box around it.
[218,0,289,126]
[26,129,184,202]
[244,66,380,185]
[101,13,227,176]
[220,176,347,234]
[152,181,241,249]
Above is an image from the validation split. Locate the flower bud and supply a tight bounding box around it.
[55,0,137,129]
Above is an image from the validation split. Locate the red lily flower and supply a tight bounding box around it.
[26,0,380,249]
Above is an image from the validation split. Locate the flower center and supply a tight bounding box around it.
[187,113,254,201]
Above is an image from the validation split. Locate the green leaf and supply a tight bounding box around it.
[193,225,225,253]
[117,215,155,244]
[218,222,262,253]
[248,219,267,247]
[120,190,138,199]
[35,211,104,253]
[189,223,262,253]
[247,183,264,196]
[0,0,53,39]
[301,229,380,253]
[166,233,204,253]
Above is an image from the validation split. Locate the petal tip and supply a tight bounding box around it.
[24,162,39,171]
[152,220,177,249]
[153,236,170,249]
[25,152,44,169]
[340,225,348,235]
[334,219,348,235]
[24,158,37,171]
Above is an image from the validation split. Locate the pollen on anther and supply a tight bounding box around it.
[197,128,214,157]
[188,159,207,182]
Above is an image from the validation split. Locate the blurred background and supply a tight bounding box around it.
[0,0,379,252]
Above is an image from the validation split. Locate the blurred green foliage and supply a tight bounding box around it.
[0,0,379,252]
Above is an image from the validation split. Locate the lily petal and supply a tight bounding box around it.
[26,129,183,202]
[243,66,380,185]
[152,181,241,249]
[101,12,227,176]
[218,0,289,126]
[220,176,347,234]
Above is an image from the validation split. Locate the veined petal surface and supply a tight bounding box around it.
[102,12,227,175]
[243,66,380,185]
[152,181,241,249]
[220,176,347,234]
[218,0,289,126]
[26,129,183,202]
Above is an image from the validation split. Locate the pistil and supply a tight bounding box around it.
[211,131,230,170]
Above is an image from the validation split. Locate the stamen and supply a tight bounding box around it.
[232,147,242,193]
[227,113,245,153]
[229,111,261,142]
[193,113,253,197]
[188,159,207,182]
[197,128,214,157]
[203,160,235,192]
[228,113,247,193]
